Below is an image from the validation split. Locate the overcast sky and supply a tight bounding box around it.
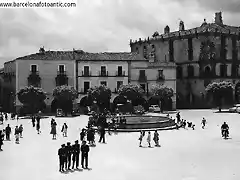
[0,0,239,66]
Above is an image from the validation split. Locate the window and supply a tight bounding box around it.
[58,65,65,72]
[139,70,146,77]
[187,65,194,77]
[140,84,146,92]
[117,66,123,76]
[158,70,163,77]
[188,38,193,60]
[100,81,107,86]
[177,66,182,78]
[232,37,238,60]
[204,66,211,78]
[169,40,174,62]
[100,66,107,76]
[117,81,123,90]
[136,47,139,53]
[84,81,90,93]
[220,64,226,77]
[83,66,90,76]
[30,65,37,72]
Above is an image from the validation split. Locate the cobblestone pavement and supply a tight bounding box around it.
[0,110,240,180]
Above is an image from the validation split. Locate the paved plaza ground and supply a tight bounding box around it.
[0,110,240,180]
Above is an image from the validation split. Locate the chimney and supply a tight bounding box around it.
[215,12,223,25]
[164,25,170,34]
[179,20,185,31]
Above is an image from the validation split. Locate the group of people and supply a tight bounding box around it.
[31,115,41,134]
[58,140,90,172]
[139,130,160,147]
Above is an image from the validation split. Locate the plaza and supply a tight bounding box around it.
[0,110,240,180]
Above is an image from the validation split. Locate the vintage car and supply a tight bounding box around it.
[229,104,240,113]
[56,108,64,117]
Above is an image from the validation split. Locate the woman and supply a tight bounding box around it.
[147,131,151,147]
[153,130,160,147]
[14,126,20,144]
[50,120,57,139]
[138,131,144,147]
[61,123,68,137]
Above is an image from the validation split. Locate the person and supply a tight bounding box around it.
[31,116,35,127]
[221,122,229,137]
[147,131,151,147]
[50,120,57,140]
[51,118,55,127]
[98,125,106,143]
[192,124,195,130]
[0,130,4,151]
[5,124,11,141]
[153,130,160,146]
[176,112,181,123]
[81,140,89,169]
[5,113,8,121]
[14,126,20,144]
[201,117,207,129]
[138,131,144,147]
[80,128,86,141]
[61,123,68,137]
[66,142,72,170]
[72,140,80,169]
[0,113,3,124]
[36,115,41,134]
[18,124,23,138]
[58,144,66,172]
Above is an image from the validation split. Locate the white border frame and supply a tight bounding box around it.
[58,64,66,71]
[30,64,38,71]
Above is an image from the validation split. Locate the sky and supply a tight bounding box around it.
[0,0,240,67]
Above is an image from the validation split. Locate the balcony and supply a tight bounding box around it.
[116,71,126,77]
[138,75,147,82]
[157,75,165,82]
[99,71,108,77]
[55,71,68,86]
[82,71,91,77]
[28,71,41,87]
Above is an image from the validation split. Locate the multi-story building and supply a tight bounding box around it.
[75,51,145,104]
[3,47,75,112]
[130,12,240,109]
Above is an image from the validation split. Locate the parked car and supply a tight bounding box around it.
[56,108,64,117]
[149,105,160,112]
[229,104,240,113]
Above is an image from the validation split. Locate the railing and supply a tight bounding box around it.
[29,71,39,75]
[157,75,165,81]
[82,71,91,76]
[57,71,67,75]
[116,71,125,76]
[99,71,108,76]
[138,75,147,82]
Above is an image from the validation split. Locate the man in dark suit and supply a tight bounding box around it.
[98,125,106,143]
[58,144,66,172]
[72,140,80,169]
[66,142,72,170]
[81,140,90,169]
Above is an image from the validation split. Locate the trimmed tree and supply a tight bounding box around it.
[53,85,78,115]
[17,86,47,114]
[205,81,233,112]
[118,84,144,105]
[150,84,174,112]
[88,85,112,112]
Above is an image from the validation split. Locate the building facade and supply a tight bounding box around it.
[3,48,75,112]
[130,12,240,108]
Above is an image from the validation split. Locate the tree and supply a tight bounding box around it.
[118,84,144,104]
[17,86,46,114]
[53,85,78,115]
[150,84,174,112]
[205,81,233,112]
[88,85,111,112]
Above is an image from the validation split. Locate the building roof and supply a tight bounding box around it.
[15,50,146,61]
[131,22,240,44]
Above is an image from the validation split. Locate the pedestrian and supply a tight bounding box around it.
[66,142,72,170]
[192,124,195,130]
[36,115,41,134]
[0,130,4,151]
[81,140,90,169]
[61,123,68,137]
[5,113,8,121]
[201,117,207,129]
[98,126,106,143]
[31,116,35,127]
[147,131,151,147]
[72,140,80,169]
[50,120,57,140]
[0,113,3,124]
[138,131,144,147]
[153,130,160,146]
[58,144,66,172]
[18,124,23,138]
[51,118,54,127]
[5,124,11,141]
[80,128,86,141]
[14,126,20,144]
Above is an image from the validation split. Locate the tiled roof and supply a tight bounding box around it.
[15,50,146,61]
[16,51,74,60]
[131,23,240,44]
[75,52,145,61]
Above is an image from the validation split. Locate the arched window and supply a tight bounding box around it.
[187,65,194,77]
[177,66,182,78]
